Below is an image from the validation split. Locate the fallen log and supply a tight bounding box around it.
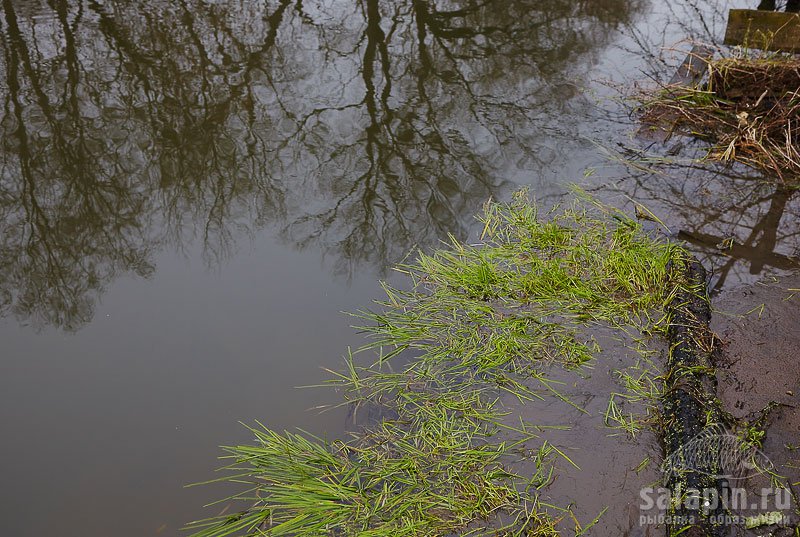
[662,258,728,537]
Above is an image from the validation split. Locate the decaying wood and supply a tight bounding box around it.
[662,259,727,537]
[724,9,800,52]
[668,44,714,87]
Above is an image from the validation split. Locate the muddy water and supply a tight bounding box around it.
[0,1,796,536]
[504,329,665,536]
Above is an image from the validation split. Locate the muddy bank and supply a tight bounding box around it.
[711,274,800,534]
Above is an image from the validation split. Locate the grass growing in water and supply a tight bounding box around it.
[189,191,686,537]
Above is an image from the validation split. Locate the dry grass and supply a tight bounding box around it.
[642,54,800,183]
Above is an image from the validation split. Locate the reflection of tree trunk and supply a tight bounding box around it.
[363,0,393,131]
[746,187,792,273]
[361,0,397,213]
[412,0,432,76]
[53,0,95,194]
[688,187,797,292]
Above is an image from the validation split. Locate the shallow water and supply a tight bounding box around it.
[0,1,797,536]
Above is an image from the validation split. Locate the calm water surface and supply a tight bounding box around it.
[1,1,797,536]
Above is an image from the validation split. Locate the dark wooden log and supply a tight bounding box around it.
[662,259,728,537]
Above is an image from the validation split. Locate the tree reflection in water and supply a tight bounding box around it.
[0,0,640,329]
[599,148,800,292]
[600,0,800,292]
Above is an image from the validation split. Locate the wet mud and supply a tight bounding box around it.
[711,274,800,534]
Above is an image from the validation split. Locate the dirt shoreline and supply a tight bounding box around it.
[711,273,800,534]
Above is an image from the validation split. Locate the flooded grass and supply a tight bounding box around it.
[188,413,554,537]
[189,191,689,537]
[642,50,800,183]
[604,358,663,438]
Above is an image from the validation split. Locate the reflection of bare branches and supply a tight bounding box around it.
[617,0,730,83]
[0,0,640,328]
[594,144,800,291]
[276,0,641,274]
[0,0,154,329]
[597,0,800,291]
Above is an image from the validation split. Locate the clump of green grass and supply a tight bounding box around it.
[189,190,687,537]
[354,190,680,379]
[188,413,551,537]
